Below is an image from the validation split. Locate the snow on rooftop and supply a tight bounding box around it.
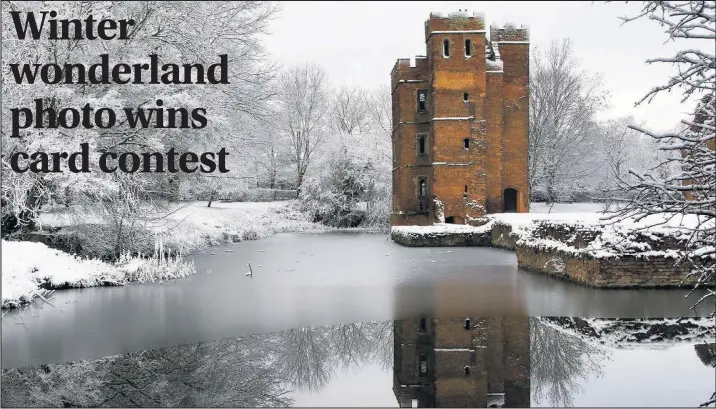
[430,10,484,19]
[448,10,469,18]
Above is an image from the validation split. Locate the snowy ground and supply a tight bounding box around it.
[143,201,324,253]
[392,202,711,259]
[38,200,326,257]
[530,202,607,214]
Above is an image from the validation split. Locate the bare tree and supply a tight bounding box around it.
[607,1,715,323]
[276,64,329,193]
[529,39,608,202]
[331,86,370,134]
[365,85,393,139]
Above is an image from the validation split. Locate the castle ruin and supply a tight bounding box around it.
[391,11,530,226]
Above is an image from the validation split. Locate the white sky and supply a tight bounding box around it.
[264,1,709,132]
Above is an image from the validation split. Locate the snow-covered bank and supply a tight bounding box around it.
[38,200,327,258]
[146,201,327,252]
[1,240,196,310]
[3,201,328,309]
[491,209,711,259]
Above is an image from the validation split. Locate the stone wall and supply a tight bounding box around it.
[515,245,698,288]
[490,222,518,250]
[391,219,713,289]
[391,230,491,247]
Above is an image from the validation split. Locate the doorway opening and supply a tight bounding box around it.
[503,188,518,212]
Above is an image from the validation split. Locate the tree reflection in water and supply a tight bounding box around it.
[273,321,393,393]
[1,321,394,408]
[530,318,610,407]
[2,318,712,408]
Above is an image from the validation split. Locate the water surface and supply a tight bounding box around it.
[2,317,713,407]
[2,232,710,369]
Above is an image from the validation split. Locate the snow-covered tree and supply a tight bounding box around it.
[1,2,278,249]
[275,63,329,193]
[529,38,609,202]
[608,2,715,323]
[364,84,393,139]
[330,86,370,135]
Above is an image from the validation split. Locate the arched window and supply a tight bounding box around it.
[443,39,450,57]
[463,92,469,102]
[419,318,427,331]
[463,138,470,149]
[419,180,427,197]
[464,318,471,330]
[465,39,472,57]
[464,366,471,376]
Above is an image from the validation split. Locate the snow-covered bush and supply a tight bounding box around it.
[299,149,368,228]
[298,126,392,229]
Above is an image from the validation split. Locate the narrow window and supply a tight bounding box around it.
[419,354,428,376]
[443,39,450,58]
[464,318,471,330]
[419,318,427,331]
[464,366,471,376]
[417,90,427,111]
[464,185,468,193]
[463,138,470,149]
[463,92,469,102]
[418,136,426,155]
[465,39,472,57]
[418,179,427,211]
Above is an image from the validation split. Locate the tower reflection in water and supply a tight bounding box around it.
[393,316,530,408]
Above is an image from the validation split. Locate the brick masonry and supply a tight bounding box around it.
[391,12,530,227]
[515,246,698,288]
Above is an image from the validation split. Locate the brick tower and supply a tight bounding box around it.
[391,11,530,226]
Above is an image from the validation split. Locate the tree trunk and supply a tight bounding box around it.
[18,179,46,231]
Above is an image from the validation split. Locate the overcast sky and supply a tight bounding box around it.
[264,1,709,132]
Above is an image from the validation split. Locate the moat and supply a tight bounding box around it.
[2,316,714,407]
[2,232,711,370]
